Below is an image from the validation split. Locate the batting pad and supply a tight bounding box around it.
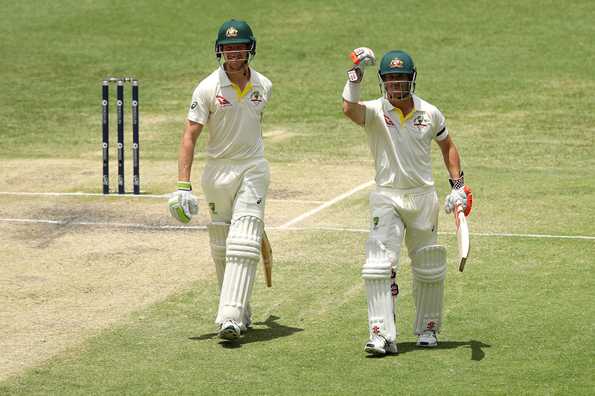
[207,222,230,289]
[216,216,263,325]
[362,240,397,341]
[411,245,447,334]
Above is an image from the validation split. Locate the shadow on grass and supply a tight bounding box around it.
[395,340,491,361]
[189,315,304,348]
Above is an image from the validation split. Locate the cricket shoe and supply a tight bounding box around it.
[218,320,242,340]
[364,335,398,356]
[416,330,438,347]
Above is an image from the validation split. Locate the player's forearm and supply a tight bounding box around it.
[342,98,365,125]
[178,139,195,181]
[177,122,202,181]
[441,141,462,180]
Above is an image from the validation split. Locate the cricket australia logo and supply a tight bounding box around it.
[226,27,238,38]
[250,90,262,103]
[216,95,231,107]
[412,112,431,130]
[389,58,404,68]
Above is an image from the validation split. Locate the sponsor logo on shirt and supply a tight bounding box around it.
[190,101,198,110]
[216,95,232,107]
[383,114,395,127]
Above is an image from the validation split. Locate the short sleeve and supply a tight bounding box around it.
[187,84,209,125]
[433,107,448,141]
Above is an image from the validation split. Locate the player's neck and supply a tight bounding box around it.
[224,64,251,89]
[389,95,414,116]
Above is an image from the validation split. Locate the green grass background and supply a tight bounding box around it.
[1,0,594,394]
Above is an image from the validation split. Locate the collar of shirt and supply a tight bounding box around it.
[217,66,261,100]
[382,94,420,125]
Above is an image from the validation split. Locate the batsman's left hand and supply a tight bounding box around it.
[168,181,199,224]
[444,185,473,216]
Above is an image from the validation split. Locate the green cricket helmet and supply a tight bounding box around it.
[377,50,417,99]
[215,19,256,60]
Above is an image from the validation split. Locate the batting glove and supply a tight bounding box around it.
[444,173,473,216]
[168,181,199,224]
[347,47,376,83]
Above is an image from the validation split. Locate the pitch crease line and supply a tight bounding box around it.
[0,191,325,204]
[278,180,374,229]
[1,218,593,241]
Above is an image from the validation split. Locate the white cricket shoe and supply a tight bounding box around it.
[416,330,438,347]
[218,320,241,340]
[364,335,398,356]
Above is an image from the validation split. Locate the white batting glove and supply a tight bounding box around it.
[445,184,473,216]
[347,47,376,83]
[168,181,199,224]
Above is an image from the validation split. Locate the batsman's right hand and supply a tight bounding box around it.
[168,181,199,224]
[347,47,376,83]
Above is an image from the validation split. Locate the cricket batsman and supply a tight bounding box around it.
[168,19,272,340]
[342,48,472,355]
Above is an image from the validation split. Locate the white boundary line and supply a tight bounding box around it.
[278,180,374,229]
[1,217,594,240]
[0,191,326,204]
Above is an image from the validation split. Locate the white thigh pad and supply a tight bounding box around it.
[361,239,398,341]
[216,216,263,325]
[207,222,230,289]
[411,245,447,334]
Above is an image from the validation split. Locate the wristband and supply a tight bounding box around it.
[448,171,464,190]
[176,181,192,191]
[342,80,361,103]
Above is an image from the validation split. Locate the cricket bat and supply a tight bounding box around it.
[261,230,273,287]
[454,202,470,272]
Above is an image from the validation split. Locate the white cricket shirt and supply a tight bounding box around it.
[363,94,448,189]
[187,66,272,160]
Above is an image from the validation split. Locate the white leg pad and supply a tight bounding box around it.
[411,245,447,334]
[362,240,397,342]
[216,216,263,326]
[207,222,230,289]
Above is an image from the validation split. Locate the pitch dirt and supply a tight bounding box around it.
[0,158,374,380]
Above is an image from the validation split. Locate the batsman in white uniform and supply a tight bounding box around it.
[168,19,272,340]
[342,48,473,355]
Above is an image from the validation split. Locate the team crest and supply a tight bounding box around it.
[373,216,379,229]
[209,202,217,214]
[225,26,238,38]
[389,58,404,68]
[250,90,262,103]
[216,95,231,107]
[412,112,431,129]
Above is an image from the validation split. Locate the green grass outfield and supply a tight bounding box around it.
[1,0,594,394]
